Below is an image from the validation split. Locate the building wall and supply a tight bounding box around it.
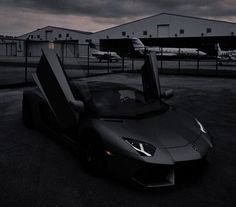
[25,41,82,58]
[16,40,25,56]
[0,39,18,56]
[90,13,236,44]
[27,42,49,57]
[16,26,91,57]
[0,44,6,56]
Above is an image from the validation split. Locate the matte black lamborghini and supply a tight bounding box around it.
[22,49,213,187]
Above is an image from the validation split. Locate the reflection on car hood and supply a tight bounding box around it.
[100,109,201,148]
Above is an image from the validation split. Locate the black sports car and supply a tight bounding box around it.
[22,49,213,187]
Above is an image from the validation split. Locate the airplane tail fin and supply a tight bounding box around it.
[215,43,222,56]
[89,42,98,50]
[131,38,145,51]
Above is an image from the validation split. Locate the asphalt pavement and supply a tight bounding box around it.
[0,74,235,207]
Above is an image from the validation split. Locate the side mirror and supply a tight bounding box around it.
[161,89,174,99]
[69,100,85,113]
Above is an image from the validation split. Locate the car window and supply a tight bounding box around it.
[70,80,169,118]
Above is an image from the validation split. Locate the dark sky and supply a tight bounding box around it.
[0,0,236,36]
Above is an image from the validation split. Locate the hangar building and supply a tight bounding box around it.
[17,26,92,57]
[1,13,236,57]
[90,13,236,44]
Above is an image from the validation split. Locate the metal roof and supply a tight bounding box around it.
[92,13,236,34]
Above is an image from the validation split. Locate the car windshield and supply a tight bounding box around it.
[71,81,169,118]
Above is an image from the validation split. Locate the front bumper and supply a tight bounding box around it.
[106,148,208,187]
[106,153,175,187]
[132,164,175,187]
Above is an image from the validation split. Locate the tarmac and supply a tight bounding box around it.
[1,57,236,86]
[0,73,235,207]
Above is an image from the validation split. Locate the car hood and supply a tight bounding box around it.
[100,108,201,148]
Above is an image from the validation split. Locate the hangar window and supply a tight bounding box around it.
[122,31,126,36]
[37,35,40,39]
[179,29,184,34]
[206,28,212,33]
[66,33,69,37]
[143,30,148,35]
[58,34,62,38]
[106,35,109,39]
[231,32,234,36]
[30,35,33,39]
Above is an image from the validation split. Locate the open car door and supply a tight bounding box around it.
[32,48,79,134]
[141,52,161,100]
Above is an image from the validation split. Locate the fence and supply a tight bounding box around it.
[0,38,236,88]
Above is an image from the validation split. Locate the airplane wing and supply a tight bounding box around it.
[92,51,120,61]
[157,52,176,56]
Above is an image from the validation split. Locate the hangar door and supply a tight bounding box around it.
[157,24,170,38]
[45,30,53,41]
[6,43,17,56]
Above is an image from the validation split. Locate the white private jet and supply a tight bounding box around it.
[89,42,121,62]
[215,43,236,64]
[131,38,206,57]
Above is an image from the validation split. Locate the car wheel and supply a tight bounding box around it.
[22,98,34,129]
[80,134,107,176]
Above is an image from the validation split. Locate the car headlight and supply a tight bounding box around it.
[195,118,207,134]
[122,137,156,157]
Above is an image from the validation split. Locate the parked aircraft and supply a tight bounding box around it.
[89,42,121,62]
[131,38,206,57]
[215,43,236,64]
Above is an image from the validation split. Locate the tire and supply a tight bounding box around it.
[22,97,34,129]
[80,133,107,176]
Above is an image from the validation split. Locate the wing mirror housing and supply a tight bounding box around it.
[69,100,85,113]
[161,89,174,100]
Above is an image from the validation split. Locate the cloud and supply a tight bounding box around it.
[1,0,236,18]
[0,0,236,35]
[1,0,143,17]
[0,6,117,35]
